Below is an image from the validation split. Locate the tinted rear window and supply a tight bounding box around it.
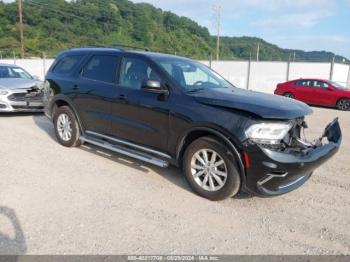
[52,55,84,75]
[82,55,119,83]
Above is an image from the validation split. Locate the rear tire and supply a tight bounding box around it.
[284,92,294,99]
[53,106,81,147]
[183,136,241,201]
[336,98,350,111]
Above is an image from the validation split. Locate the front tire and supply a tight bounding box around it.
[53,106,81,147]
[183,137,241,201]
[284,92,294,99]
[337,98,350,111]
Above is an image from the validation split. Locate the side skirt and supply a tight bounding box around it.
[80,131,173,168]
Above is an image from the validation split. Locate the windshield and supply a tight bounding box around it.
[0,66,32,79]
[153,57,233,92]
[329,80,349,90]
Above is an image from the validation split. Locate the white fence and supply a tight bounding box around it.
[1,58,349,94]
[202,61,350,93]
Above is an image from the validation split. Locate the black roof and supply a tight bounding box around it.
[59,47,190,61]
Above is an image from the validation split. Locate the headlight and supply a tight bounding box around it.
[0,90,9,96]
[245,122,292,145]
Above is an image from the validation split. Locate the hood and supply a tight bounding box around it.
[190,88,313,120]
[0,78,41,90]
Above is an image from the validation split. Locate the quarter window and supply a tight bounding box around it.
[82,55,119,83]
[52,55,83,75]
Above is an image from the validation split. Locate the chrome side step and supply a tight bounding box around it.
[85,130,172,159]
[80,136,169,168]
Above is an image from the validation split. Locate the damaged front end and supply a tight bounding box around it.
[243,118,342,196]
[0,86,44,112]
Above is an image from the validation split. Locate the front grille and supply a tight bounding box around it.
[8,93,26,101]
[12,105,43,110]
[260,143,286,151]
[8,90,43,102]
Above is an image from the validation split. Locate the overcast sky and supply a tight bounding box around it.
[3,0,350,58]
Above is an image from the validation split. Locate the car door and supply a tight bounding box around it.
[292,80,314,103]
[311,81,334,106]
[111,55,170,151]
[72,54,120,135]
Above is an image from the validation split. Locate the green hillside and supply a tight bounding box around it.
[0,0,348,63]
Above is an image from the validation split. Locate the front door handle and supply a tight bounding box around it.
[72,84,80,90]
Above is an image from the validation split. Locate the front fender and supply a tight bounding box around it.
[176,125,246,183]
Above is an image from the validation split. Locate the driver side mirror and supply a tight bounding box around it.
[141,80,169,95]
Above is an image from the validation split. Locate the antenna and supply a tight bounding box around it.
[213,1,222,61]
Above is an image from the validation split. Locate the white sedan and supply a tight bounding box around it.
[0,63,44,112]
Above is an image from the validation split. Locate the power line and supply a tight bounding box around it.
[25,1,95,22]
[26,0,115,21]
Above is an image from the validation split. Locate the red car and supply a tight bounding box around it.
[274,79,350,111]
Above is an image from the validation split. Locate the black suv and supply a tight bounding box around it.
[44,48,342,201]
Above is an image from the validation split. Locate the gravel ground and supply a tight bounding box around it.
[0,107,349,255]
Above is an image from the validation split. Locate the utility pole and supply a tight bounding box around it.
[286,53,291,81]
[213,2,221,61]
[347,65,350,89]
[330,55,335,80]
[256,42,260,62]
[18,0,24,58]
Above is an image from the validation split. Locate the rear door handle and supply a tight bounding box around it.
[72,84,80,90]
[118,94,127,100]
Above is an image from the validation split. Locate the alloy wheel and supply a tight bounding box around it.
[56,113,73,142]
[337,99,350,111]
[190,149,228,192]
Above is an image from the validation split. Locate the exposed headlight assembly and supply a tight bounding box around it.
[0,90,9,96]
[246,122,292,145]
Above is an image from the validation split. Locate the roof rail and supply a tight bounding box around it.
[110,43,150,52]
[70,44,150,52]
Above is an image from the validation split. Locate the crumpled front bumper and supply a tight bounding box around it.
[0,89,44,112]
[243,118,342,196]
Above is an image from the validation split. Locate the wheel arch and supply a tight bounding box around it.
[336,97,350,104]
[51,95,85,133]
[283,91,294,97]
[176,127,246,183]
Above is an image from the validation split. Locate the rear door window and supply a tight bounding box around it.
[313,81,329,89]
[82,55,119,83]
[52,55,84,75]
[295,80,310,87]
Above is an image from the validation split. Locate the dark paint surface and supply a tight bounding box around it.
[44,48,341,196]
[191,87,313,120]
